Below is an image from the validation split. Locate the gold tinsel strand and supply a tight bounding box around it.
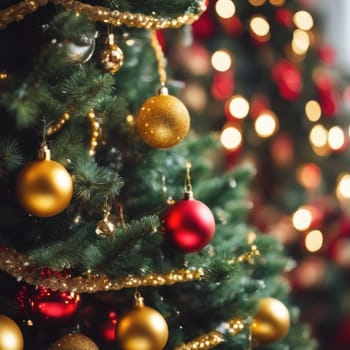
[150,30,167,84]
[47,112,71,136]
[87,109,100,156]
[0,0,48,29]
[0,0,206,30]
[174,319,246,350]
[0,245,259,293]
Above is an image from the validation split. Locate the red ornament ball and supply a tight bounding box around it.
[162,197,215,253]
[19,285,81,323]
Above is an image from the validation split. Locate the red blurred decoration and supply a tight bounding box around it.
[224,146,242,170]
[297,163,322,190]
[332,318,350,350]
[211,70,234,100]
[270,133,294,166]
[18,285,81,323]
[192,11,216,39]
[176,43,211,76]
[272,59,302,100]
[275,8,293,27]
[314,72,339,117]
[155,30,166,50]
[219,16,244,37]
[289,256,326,291]
[318,44,336,65]
[250,94,270,119]
[162,197,216,253]
[100,311,118,343]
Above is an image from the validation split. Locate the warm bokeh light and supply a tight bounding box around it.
[292,206,312,231]
[249,16,270,37]
[309,124,328,147]
[297,163,321,191]
[220,124,243,150]
[269,0,285,5]
[254,111,279,138]
[292,29,310,55]
[328,126,345,151]
[293,10,314,31]
[227,95,250,119]
[211,49,233,72]
[248,0,266,5]
[305,230,323,252]
[215,0,236,19]
[336,173,350,200]
[305,100,321,122]
[181,83,207,112]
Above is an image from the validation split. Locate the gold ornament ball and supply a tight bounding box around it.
[115,305,169,350]
[16,159,74,217]
[49,332,99,350]
[0,314,24,350]
[251,297,291,345]
[101,43,124,74]
[136,94,190,149]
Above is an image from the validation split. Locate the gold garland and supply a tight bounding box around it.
[0,244,260,293]
[0,0,207,30]
[174,319,246,350]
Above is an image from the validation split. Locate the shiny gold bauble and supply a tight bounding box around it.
[115,300,168,350]
[101,43,124,74]
[16,159,74,217]
[49,332,99,350]
[251,297,291,345]
[0,314,24,350]
[136,93,190,149]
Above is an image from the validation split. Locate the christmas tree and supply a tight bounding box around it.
[166,0,350,349]
[0,1,316,349]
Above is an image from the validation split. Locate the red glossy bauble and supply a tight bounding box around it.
[19,285,81,323]
[162,197,215,253]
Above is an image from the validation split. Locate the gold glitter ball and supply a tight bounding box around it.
[49,332,99,350]
[136,94,190,148]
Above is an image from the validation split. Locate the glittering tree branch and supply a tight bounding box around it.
[0,245,260,293]
[0,0,207,30]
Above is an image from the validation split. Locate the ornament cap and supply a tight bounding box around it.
[38,142,51,160]
[157,83,169,96]
[183,189,194,200]
[134,292,145,308]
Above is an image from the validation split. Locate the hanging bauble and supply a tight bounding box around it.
[49,332,99,350]
[100,33,124,74]
[136,86,190,149]
[162,188,215,253]
[251,297,290,345]
[0,314,24,350]
[64,33,96,63]
[23,285,81,323]
[16,144,73,217]
[115,293,168,350]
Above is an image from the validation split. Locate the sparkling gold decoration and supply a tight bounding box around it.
[251,297,290,345]
[0,314,24,350]
[175,331,224,350]
[0,0,206,30]
[150,31,167,84]
[0,72,8,80]
[101,33,124,74]
[49,332,99,350]
[136,89,191,149]
[0,0,48,30]
[51,0,207,29]
[174,318,245,350]
[15,143,74,217]
[95,201,115,237]
[87,109,101,156]
[47,112,71,136]
[115,292,169,350]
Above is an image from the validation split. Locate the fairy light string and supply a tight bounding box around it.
[0,0,207,30]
